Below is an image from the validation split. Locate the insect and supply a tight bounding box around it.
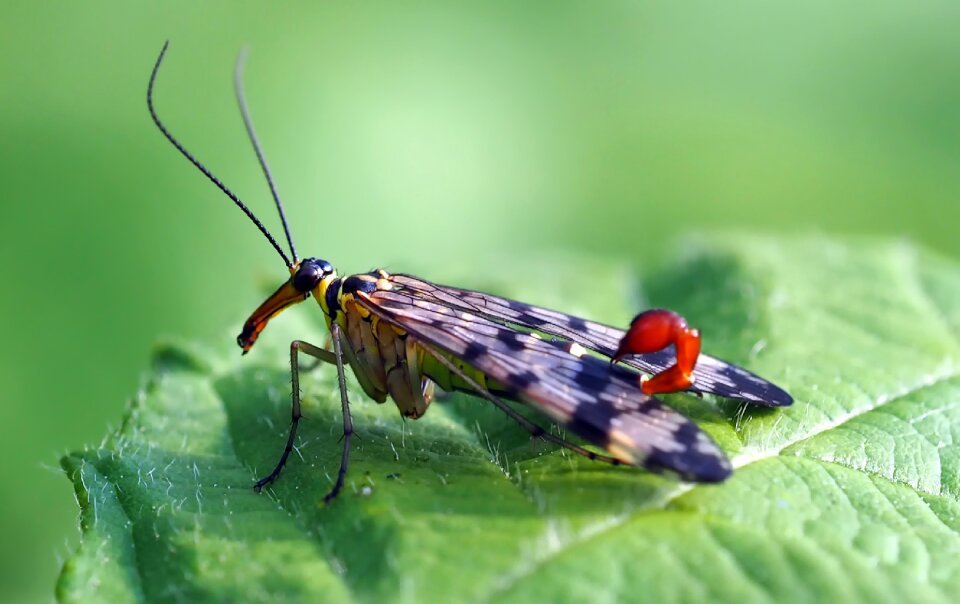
[147,42,793,503]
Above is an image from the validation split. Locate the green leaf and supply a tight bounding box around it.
[59,236,960,603]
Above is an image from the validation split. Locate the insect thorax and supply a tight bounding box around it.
[316,269,498,420]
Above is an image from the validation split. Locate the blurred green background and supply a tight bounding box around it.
[2,1,959,601]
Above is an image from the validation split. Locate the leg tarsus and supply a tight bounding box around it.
[254,339,337,492]
[253,412,299,491]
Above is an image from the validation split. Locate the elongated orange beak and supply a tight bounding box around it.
[237,279,308,353]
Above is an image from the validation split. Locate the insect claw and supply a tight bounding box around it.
[322,488,341,505]
[253,475,273,493]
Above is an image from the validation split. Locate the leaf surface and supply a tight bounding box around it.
[59,237,960,603]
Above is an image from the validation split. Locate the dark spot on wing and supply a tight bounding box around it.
[497,330,527,352]
[642,420,731,483]
[673,420,702,449]
[511,370,537,391]
[462,341,487,362]
[572,361,613,393]
[507,299,531,312]
[567,316,588,331]
[510,311,544,327]
[570,393,614,450]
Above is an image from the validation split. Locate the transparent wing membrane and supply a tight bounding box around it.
[388,275,793,407]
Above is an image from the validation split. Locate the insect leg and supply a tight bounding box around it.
[418,343,623,466]
[254,339,337,492]
[300,334,336,372]
[323,322,354,503]
[612,309,701,395]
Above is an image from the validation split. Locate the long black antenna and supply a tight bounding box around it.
[234,48,299,262]
[147,41,293,268]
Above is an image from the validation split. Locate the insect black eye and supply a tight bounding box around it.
[292,258,330,292]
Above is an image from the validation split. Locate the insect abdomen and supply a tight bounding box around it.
[335,278,507,419]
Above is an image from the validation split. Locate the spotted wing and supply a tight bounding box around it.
[355,287,732,482]
[388,274,792,407]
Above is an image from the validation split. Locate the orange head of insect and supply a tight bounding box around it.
[237,258,337,354]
